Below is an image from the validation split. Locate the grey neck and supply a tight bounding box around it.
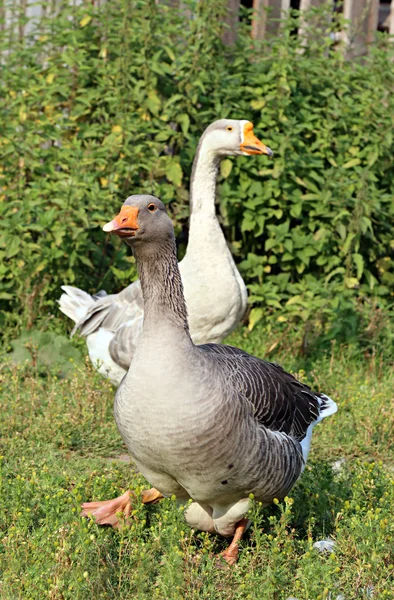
[189,139,220,217]
[132,239,191,338]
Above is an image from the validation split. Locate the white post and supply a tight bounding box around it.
[343,0,353,22]
[298,0,312,46]
[389,0,394,36]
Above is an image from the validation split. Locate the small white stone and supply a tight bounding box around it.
[332,458,346,473]
[313,538,336,553]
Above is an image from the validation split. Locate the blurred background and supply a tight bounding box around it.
[1,0,393,361]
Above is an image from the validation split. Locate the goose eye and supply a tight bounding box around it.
[148,203,157,212]
[226,126,233,132]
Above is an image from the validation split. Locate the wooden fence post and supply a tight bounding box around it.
[298,0,331,50]
[222,0,241,46]
[252,0,292,40]
[251,0,268,40]
[342,0,379,55]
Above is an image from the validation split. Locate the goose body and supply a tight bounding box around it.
[59,120,271,385]
[82,195,337,561]
[116,338,336,535]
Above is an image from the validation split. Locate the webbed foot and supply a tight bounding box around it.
[81,487,164,528]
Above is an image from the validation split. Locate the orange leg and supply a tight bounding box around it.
[220,518,249,566]
[81,487,164,528]
[141,487,164,504]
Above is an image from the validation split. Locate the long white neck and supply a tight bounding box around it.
[186,142,226,256]
[189,142,219,217]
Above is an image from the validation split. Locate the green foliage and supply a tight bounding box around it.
[8,330,83,377]
[0,2,393,348]
[1,339,394,598]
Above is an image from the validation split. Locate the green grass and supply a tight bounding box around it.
[1,328,394,599]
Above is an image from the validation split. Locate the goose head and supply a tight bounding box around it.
[103,194,174,247]
[200,119,272,158]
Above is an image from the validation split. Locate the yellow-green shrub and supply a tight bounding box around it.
[1,2,393,351]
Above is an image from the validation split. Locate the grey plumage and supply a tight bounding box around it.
[71,281,143,338]
[198,343,321,441]
[106,195,337,540]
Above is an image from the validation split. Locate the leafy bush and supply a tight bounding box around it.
[0,1,393,351]
[8,329,83,377]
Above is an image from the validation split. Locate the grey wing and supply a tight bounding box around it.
[72,280,144,337]
[198,343,250,358]
[199,343,320,441]
[108,317,144,371]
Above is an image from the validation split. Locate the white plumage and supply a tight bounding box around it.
[59,119,272,385]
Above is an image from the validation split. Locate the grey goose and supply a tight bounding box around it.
[82,195,337,565]
[59,119,272,385]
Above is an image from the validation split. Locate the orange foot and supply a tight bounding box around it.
[219,518,249,566]
[141,487,164,504]
[81,487,164,528]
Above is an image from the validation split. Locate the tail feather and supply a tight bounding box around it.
[317,393,338,423]
[58,285,95,324]
[300,392,337,465]
[71,303,114,337]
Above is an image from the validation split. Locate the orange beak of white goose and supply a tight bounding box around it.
[103,205,139,238]
[240,122,273,156]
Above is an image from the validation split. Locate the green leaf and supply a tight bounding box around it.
[177,114,190,136]
[353,253,364,280]
[248,307,263,331]
[345,276,359,289]
[337,223,347,241]
[348,146,360,156]
[166,161,183,187]
[163,45,175,61]
[367,148,379,167]
[241,212,255,233]
[6,238,21,258]
[342,233,356,255]
[220,159,233,179]
[155,130,172,142]
[286,295,303,306]
[146,92,161,115]
[290,203,302,218]
[79,15,92,27]
[249,181,264,196]
[342,158,361,169]
[295,177,319,193]
[325,267,346,283]
[78,255,94,268]
[265,238,277,251]
[301,193,319,201]
[250,99,265,110]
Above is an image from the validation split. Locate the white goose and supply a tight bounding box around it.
[59,120,272,385]
[81,195,337,565]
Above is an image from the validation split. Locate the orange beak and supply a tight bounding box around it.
[240,122,273,156]
[103,205,139,237]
